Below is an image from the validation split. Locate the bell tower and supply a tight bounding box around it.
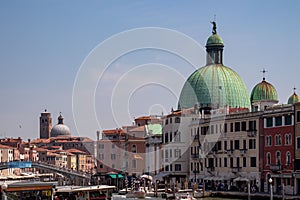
[40,109,52,139]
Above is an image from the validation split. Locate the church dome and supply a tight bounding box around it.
[178,22,250,110]
[288,92,300,104]
[50,113,71,137]
[178,64,250,109]
[250,79,278,102]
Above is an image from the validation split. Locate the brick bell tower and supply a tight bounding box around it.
[40,109,52,139]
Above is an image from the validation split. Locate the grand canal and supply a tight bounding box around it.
[112,194,244,200]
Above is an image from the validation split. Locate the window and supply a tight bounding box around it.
[170,132,173,142]
[224,141,227,150]
[230,157,233,168]
[297,137,300,149]
[219,158,222,168]
[230,123,234,132]
[165,133,169,143]
[249,139,256,149]
[235,122,240,132]
[132,145,137,153]
[175,164,181,171]
[275,135,282,146]
[286,152,291,165]
[112,164,115,169]
[224,123,228,133]
[165,149,168,158]
[175,117,180,123]
[169,149,172,158]
[249,120,256,131]
[224,157,227,167]
[111,154,116,160]
[235,140,240,150]
[297,111,300,122]
[99,154,104,160]
[276,151,281,165]
[112,144,115,149]
[275,116,282,126]
[266,136,272,146]
[285,134,292,145]
[266,152,271,165]
[230,140,233,150]
[170,118,172,124]
[132,159,137,169]
[191,163,193,171]
[250,157,256,167]
[241,121,247,131]
[285,115,292,125]
[174,131,181,142]
[165,119,168,125]
[175,149,181,158]
[243,140,246,149]
[266,117,273,127]
[243,157,246,167]
[99,143,104,149]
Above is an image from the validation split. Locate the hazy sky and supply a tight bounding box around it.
[1,1,300,140]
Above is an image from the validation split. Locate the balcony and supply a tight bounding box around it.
[269,164,281,172]
[232,167,241,173]
[240,149,247,156]
[247,130,257,137]
[227,149,234,156]
[207,166,215,173]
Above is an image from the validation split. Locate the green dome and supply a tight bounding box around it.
[206,34,224,46]
[288,92,300,104]
[250,79,278,102]
[178,64,251,109]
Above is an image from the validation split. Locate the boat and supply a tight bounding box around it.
[55,185,116,200]
[125,188,146,198]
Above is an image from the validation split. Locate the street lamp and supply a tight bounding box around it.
[269,178,273,200]
[1,182,8,200]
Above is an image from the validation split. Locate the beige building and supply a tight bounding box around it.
[0,144,14,176]
[190,107,262,190]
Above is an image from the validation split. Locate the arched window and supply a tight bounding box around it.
[276,151,281,165]
[267,152,271,165]
[286,151,291,165]
[132,144,137,153]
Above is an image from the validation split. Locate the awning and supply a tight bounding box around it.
[141,174,153,181]
[109,174,124,179]
[233,177,249,182]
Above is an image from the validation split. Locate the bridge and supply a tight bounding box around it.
[0,161,91,184]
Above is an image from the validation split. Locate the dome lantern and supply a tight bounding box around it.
[178,22,250,110]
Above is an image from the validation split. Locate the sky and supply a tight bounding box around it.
[1,0,300,140]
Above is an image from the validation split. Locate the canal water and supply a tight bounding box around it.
[112,194,244,200]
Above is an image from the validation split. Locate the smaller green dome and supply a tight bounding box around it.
[251,79,278,102]
[288,92,300,104]
[206,34,224,46]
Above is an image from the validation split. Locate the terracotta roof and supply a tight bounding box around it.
[102,129,126,135]
[135,116,152,120]
[65,148,86,154]
[31,138,51,144]
[0,144,14,149]
[129,126,145,132]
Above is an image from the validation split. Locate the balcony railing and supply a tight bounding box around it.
[247,130,257,137]
[269,164,281,172]
[240,149,247,156]
[191,154,199,159]
[227,149,234,156]
[207,166,215,173]
[232,167,241,173]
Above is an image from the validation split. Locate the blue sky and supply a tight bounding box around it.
[1,1,300,139]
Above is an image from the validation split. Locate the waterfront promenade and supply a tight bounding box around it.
[211,191,300,200]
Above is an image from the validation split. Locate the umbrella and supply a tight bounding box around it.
[141,174,153,181]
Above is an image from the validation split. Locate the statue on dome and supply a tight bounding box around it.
[211,21,217,34]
